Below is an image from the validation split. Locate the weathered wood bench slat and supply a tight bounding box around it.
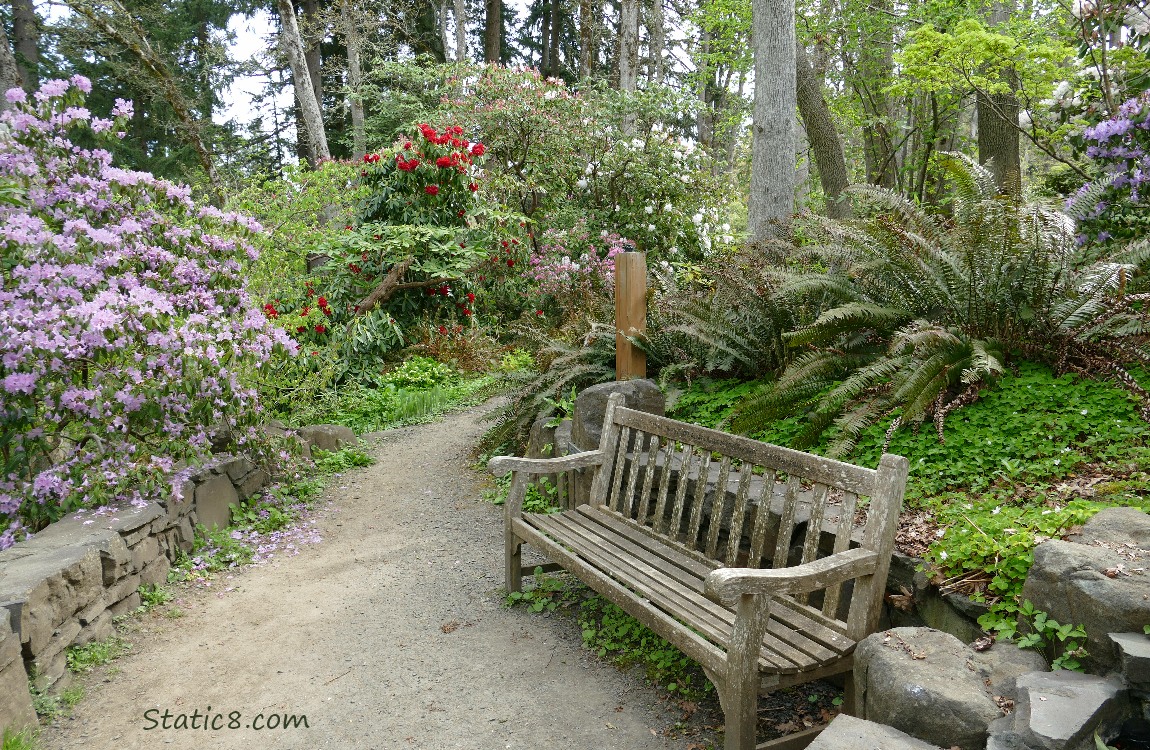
[614,407,878,496]
[564,508,850,662]
[492,392,909,750]
[575,509,858,653]
[528,509,845,671]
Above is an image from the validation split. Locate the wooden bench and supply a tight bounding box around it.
[488,393,908,750]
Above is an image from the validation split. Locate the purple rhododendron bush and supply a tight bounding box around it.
[0,78,296,550]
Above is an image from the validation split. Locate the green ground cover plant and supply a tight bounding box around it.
[66,637,130,674]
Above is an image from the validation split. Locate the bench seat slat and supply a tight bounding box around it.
[561,511,849,667]
[509,516,729,676]
[533,512,797,671]
[575,506,854,653]
[521,507,856,674]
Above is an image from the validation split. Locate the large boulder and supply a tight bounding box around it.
[1110,633,1150,691]
[299,424,357,453]
[1021,513,1150,672]
[987,671,1128,750]
[854,627,1002,750]
[807,714,945,750]
[972,642,1049,702]
[570,379,664,451]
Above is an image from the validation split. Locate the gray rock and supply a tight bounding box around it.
[570,379,664,451]
[193,473,238,531]
[1021,540,1150,672]
[299,424,357,453]
[235,467,269,501]
[74,610,114,647]
[916,590,985,644]
[1073,507,1150,548]
[808,714,945,750]
[972,642,1049,701]
[526,416,558,460]
[987,671,1128,750]
[130,536,160,573]
[108,591,141,618]
[1111,633,1150,689]
[139,556,170,588]
[0,610,35,734]
[855,627,1001,750]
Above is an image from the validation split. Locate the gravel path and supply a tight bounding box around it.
[40,401,713,750]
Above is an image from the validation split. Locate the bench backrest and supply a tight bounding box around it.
[586,393,908,639]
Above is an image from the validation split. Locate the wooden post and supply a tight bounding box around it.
[615,251,647,380]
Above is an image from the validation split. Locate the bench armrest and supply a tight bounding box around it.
[488,450,605,478]
[703,548,879,607]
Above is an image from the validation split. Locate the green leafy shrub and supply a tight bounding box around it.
[735,154,1150,456]
[378,356,457,389]
[312,446,376,473]
[66,637,129,674]
[978,600,1089,671]
[579,597,711,698]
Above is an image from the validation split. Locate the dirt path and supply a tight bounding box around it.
[40,401,713,750]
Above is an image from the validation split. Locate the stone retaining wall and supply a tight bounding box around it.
[0,454,268,735]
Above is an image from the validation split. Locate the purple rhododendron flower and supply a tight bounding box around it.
[0,79,297,550]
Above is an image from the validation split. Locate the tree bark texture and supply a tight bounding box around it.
[454,0,467,61]
[748,0,796,241]
[341,0,366,159]
[796,43,852,219]
[540,1,552,74]
[0,24,23,105]
[578,0,594,78]
[12,0,38,91]
[976,1,1021,197]
[438,0,451,61]
[484,0,502,63]
[301,0,324,108]
[548,0,561,76]
[647,0,664,84]
[618,0,639,92]
[277,0,330,162]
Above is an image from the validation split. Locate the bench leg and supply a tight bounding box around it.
[505,532,523,593]
[717,670,759,750]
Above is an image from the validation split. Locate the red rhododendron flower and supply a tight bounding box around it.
[427,287,437,296]
[535,309,544,316]
[317,296,328,308]
[302,305,310,315]
[439,285,450,295]
[463,308,472,316]
[506,258,515,267]
[436,156,453,168]
[438,325,448,335]
[467,292,475,302]
[425,184,439,196]
[297,326,306,333]
[501,240,509,247]
[470,143,485,156]
[315,324,326,333]
[404,142,412,150]
[468,183,478,192]
[457,209,465,217]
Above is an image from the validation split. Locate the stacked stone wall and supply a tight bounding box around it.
[0,455,267,735]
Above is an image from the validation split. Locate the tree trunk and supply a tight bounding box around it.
[618,0,639,91]
[301,0,324,108]
[549,0,561,76]
[484,0,502,63]
[977,1,1021,197]
[748,0,796,240]
[341,0,366,159]
[454,0,467,61]
[541,0,552,75]
[438,0,451,61]
[695,30,712,148]
[278,0,330,162]
[0,24,22,106]
[578,0,594,78]
[618,0,639,132]
[12,0,38,91]
[796,42,851,219]
[647,0,664,84]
